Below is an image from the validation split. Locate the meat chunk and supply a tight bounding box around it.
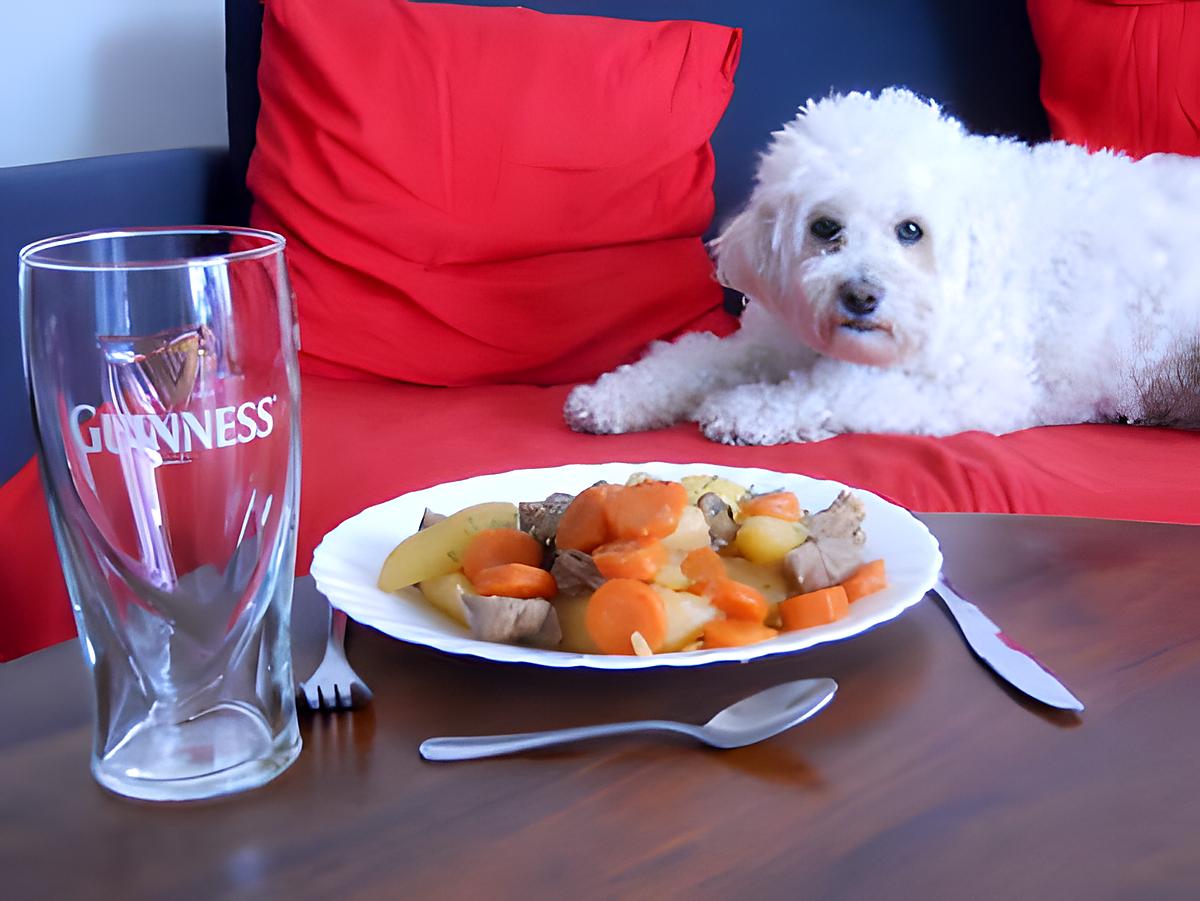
[783,491,866,592]
[697,492,738,549]
[518,492,574,545]
[550,549,606,595]
[461,592,562,648]
[785,540,864,593]
[805,491,866,542]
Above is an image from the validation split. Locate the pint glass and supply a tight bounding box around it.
[20,227,302,801]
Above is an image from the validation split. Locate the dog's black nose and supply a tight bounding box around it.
[839,281,881,317]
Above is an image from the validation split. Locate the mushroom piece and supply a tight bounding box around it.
[550,548,606,594]
[518,492,574,545]
[697,492,739,549]
[783,491,866,592]
[460,591,562,648]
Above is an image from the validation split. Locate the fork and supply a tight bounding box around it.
[298,610,372,711]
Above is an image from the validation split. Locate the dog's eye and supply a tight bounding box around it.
[810,217,842,241]
[896,220,924,245]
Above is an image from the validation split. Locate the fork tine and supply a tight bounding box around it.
[299,681,316,711]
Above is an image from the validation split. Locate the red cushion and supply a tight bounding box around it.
[0,459,76,663]
[1029,0,1200,158]
[248,0,741,385]
[4,375,1199,660]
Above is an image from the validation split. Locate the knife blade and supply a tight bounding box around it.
[932,576,1084,711]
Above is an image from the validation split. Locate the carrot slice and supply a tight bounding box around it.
[695,577,770,622]
[680,547,727,584]
[842,559,887,602]
[739,491,802,522]
[701,619,779,649]
[472,563,558,599]
[592,538,667,581]
[779,585,849,631]
[608,480,688,541]
[555,485,618,552]
[585,578,667,654]
[461,528,544,582]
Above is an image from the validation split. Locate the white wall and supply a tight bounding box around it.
[0,0,228,168]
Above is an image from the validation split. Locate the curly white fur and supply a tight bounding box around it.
[565,88,1200,445]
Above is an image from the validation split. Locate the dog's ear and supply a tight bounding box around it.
[710,208,760,297]
[710,195,801,300]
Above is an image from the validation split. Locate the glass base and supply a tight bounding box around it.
[93,703,301,802]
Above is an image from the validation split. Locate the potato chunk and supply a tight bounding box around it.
[660,505,710,553]
[378,502,518,591]
[734,515,809,565]
[721,556,791,604]
[653,585,719,652]
[653,549,691,591]
[555,594,599,654]
[418,572,474,626]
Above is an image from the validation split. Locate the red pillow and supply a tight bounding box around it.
[248,0,741,386]
[1028,0,1200,158]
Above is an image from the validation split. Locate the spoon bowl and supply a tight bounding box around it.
[700,677,839,748]
[419,677,838,761]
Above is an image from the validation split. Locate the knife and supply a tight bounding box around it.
[931,576,1084,711]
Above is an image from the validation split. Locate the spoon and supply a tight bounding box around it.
[419,677,837,761]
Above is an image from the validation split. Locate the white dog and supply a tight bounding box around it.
[564,88,1200,445]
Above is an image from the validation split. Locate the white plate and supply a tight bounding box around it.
[311,462,942,670]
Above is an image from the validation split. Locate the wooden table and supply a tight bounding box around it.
[3,514,1199,900]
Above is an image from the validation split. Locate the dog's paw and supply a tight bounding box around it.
[698,413,800,446]
[696,386,836,446]
[564,380,660,434]
[564,372,685,435]
[563,383,619,434]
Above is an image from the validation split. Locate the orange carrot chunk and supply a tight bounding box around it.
[472,563,558,599]
[585,578,667,655]
[779,585,849,631]
[592,538,667,581]
[608,480,688,541]
[555,485,618,552]
[739,491,802,522]
[680,547,727,584]
[842,559,887,602]
[702,619,779,649]
[462,528,544,582]
[695,578,769,623]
